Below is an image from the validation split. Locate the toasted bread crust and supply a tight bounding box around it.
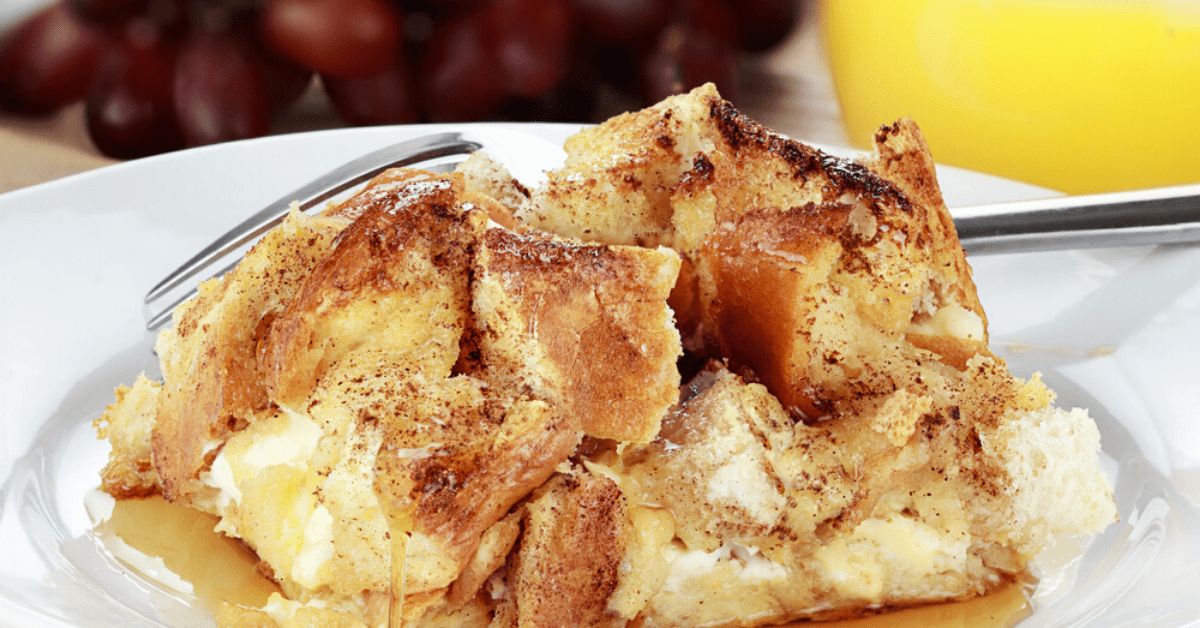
[96,374,161,498]
[364,374,577,593]
[475,230,682,443]
[96,85,1115,628]
[152,210,347,500]
[133,165,682,618]
[263,179,486,407]
[495,471,628,628]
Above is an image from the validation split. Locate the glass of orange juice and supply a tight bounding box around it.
[821,0,1200,193]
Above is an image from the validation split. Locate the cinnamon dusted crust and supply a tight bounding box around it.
[151,206,349,501]
[100,166,682,624]
[96,85,1114,628]
[474,229,681,442]
[493,470,629,628]
[520,83,988,419]
[261,179,484,409]
[95,374,160,498]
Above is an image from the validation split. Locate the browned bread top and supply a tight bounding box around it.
[473,229,681,443]
[493,471,629,628]
[261,177,486,409]
[124,165,682,618]
[513,83,988,420]
[151,209,347,500]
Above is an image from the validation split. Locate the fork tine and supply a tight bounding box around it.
[145,132,482,307]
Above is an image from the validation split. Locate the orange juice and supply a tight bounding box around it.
[822,0,1200,193]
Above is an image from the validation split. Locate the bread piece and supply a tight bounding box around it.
[368,370,578,598]
[471,229,682,443]
[447,511,521,608]
[521,84,988,417]
[95,374,161,497]
[261,177,486,408]
[621,368,852,555]
[152,208,348,500]
[516,87,719,247]
[454,151,529,228]
[493,471,630,628]
[599,366,1115,625]
[701,204,979,418]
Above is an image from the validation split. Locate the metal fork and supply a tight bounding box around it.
[142,128,564,330]
[144,130,1200,330]
[954,183,1200,254]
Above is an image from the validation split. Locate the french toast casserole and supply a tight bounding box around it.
[95,84,1116,627]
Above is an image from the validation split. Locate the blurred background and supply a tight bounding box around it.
[0,0,1196,194]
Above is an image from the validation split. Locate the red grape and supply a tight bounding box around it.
[570,0,670,47]
[224,15,312,114]
[260,0,402,77]
[502,81,595,122]
[0,5,108,115]
[733,0,799,52]
[486,0,571,99]
[681,0,737,44]
[400,0,486,15]
[419,12,506,121]
[322,54,417,125]
[256,46,312,114]
[85,26,182,158]
[66,0,147,24]
[173,32,270,147]
[641,22,739,103]
[212,12,312,114]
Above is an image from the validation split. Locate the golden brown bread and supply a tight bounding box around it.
[517,83,988,420]
[261,178,485,408]
[95,85,1115,628]
[455,151,530,228]
[152,208,348,500]
[493,471,629,628]
[472,229,681,443]
[338,366,577,599]
[518,92,714,248]
[95,374,160,497]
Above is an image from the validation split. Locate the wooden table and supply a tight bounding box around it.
[0,13,847,195]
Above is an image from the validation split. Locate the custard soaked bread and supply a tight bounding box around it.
[97,85,1114,627]
[517,84,986,418]
[490,84,1114,625]
[101,169,682,625]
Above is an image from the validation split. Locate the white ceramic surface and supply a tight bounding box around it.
[0,124,1197,627]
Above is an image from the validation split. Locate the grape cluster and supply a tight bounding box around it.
[0,0,800,158]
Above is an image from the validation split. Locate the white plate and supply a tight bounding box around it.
[0,124,1197,627]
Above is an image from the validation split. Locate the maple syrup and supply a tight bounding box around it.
[98,496,280,610]
[102,497,1031,626]
[817,582,1031,628]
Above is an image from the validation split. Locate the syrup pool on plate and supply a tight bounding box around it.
[93,495,1031,627]
[94,495,280,611]
[816,581,1031,628]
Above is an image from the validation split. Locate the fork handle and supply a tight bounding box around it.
[954,183,1200,254]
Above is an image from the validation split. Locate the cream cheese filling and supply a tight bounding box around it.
[909,303,984,341]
